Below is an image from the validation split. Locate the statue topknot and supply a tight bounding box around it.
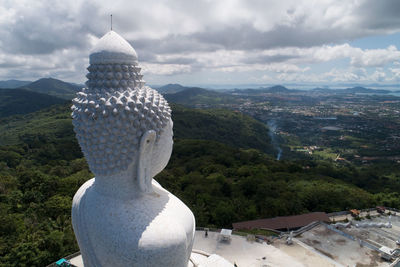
[71,31,171,176]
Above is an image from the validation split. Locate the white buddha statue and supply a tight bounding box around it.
[71,31,195,267]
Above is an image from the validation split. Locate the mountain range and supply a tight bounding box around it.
[0,78,82,99]
[0,79,32,88]
[1,78,399,116]
[230,85,298,94]
[0,88,66,118]
[164,87,238,106]
[19,78,82,99]
[156,83,187,94]
[1,78,399,99]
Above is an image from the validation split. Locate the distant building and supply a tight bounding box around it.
[350,209,360,217]
[376,206,386,214]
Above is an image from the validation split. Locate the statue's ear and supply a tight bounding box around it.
[137,130,156,193]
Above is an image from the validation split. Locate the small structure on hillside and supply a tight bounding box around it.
[377,206,386,214]
[55,258,74,267]
[332,221,351,229]
[286,231,293,245]
[350,209,360,217]
[219,229,232,242]
[355,216,392,228]
[379,246,394,261]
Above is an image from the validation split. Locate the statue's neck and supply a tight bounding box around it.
[93,163,143,199]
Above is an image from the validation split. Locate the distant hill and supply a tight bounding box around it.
[156,84,187,94]
[165,87,238,106]
[0,79,32,88]
[20,78,81,99]
[0,88,66,118]
[171,104,274,153]
[264,85,293,93]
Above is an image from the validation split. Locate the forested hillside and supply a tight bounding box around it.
[0,103,273,152]
[0,103,399,266]
[165,87,239,106]
[0,89,66,118]
[0,80,31,89]
[172,105,274,153]
[19,78,81,99]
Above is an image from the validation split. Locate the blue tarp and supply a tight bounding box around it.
[56,258,68,266]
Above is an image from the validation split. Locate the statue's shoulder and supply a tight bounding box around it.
[72,178,95,209]
[71,178,103,267]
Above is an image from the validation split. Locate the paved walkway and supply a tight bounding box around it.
[194,231,305,267]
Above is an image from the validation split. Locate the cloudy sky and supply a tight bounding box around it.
[1,0,400,87]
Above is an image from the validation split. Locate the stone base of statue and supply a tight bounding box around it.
[72,178,195,267]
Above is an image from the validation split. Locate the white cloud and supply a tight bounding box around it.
[389,68,400,81]
[270,66,399,84]
[1,0,400,84]
[350,45,400,67]
[217,63,308,73]
[141,63,192,76]
[370,69,386,82]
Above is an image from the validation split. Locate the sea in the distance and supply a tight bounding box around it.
[389,92,400,97]
[356,92,400,97]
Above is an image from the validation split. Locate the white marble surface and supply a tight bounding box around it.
[90,31,138,64]
[71,31,195,267]
[72,179,195,266]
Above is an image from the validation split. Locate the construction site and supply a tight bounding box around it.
[188,207,400,266]
[234,207,400,266]
[52,207,400,267]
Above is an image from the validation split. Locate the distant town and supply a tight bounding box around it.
[161,84,400,165]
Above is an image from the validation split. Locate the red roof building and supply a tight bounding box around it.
[232,212,329,231]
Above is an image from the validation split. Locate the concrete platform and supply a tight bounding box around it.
[63,223,400,266]
[193,230,304,267]
[68,230,305,267]
[68,250,233,267]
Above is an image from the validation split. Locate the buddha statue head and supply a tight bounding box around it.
[71,31,173,194]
